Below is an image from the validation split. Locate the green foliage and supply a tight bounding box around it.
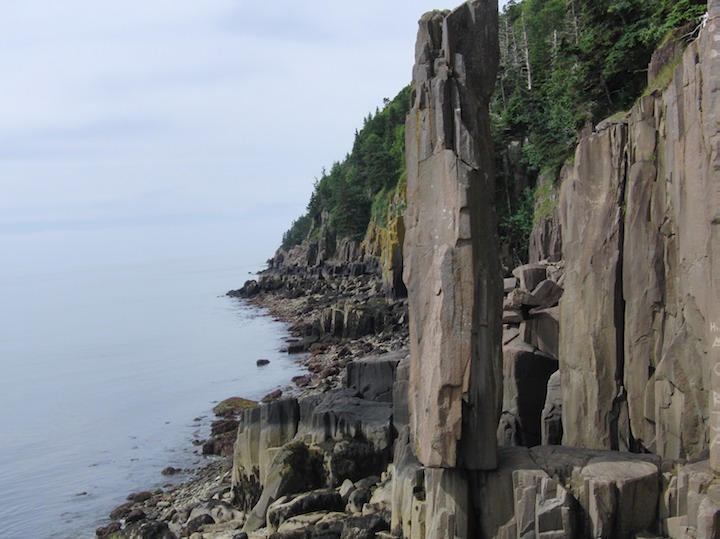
[533,178,558,223]
[498,187,536,265]
[283,86,411,248]
[492,0,705,260]
[281,213,312,251]
[644,54,684,96]
[494,0,706,175]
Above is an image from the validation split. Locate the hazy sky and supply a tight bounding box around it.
[1,1,504,273]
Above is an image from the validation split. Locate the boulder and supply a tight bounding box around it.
[267,490,344,534]
[512,264,549,292]
[522,307,560,358]
[243,442,326,532]
[504,288,541,310]
[529,280,563,310]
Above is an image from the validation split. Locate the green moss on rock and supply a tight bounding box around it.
[213,397,258,417]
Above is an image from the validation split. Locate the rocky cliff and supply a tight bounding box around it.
[217,2,720,539]
[558,1,720,462]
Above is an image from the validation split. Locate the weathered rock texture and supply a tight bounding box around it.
[559,2,720,460]
[230,350,404,533]
[403,0,501,471]
[476,446,661,539]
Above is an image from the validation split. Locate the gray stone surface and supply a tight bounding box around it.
[346,350,405,403]
[513,263,549,293]
[558,8,720,458]
[475,446,660,539]
[403,0,500,470]
[541,371,563,446]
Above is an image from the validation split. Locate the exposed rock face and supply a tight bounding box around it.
[403,0,501,470]
[476,447,661,539]
[559,123,628,451]
[558,3,720,459]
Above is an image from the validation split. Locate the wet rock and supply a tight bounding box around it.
[262,389,283,403]
[125,520,176,539]
[128,491,154,503]
[257,359,270,366]
[110,501,134,520]
[212,397,258,417]
[96,522,122,538]
[126,508,146,523]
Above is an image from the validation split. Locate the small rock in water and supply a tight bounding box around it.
[162,466,181,476]
[256,358,270,366]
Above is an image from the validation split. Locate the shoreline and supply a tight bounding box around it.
[94,265,406,539]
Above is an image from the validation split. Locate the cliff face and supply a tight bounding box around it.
[559,2,720,461]
[220,3,720,539]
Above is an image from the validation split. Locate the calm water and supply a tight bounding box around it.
[0,254,305,538]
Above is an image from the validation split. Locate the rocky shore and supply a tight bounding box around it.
[92,1,720,537]
[95,263,409,539]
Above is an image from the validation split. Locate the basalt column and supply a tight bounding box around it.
[404,0,501,476]
[707,0,720,472]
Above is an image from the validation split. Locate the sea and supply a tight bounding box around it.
[0,253,305,538]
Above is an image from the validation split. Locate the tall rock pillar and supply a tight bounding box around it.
[404,0,501,474]
[707,0,720,472]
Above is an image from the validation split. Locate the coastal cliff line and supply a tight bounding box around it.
[94,1,720,538]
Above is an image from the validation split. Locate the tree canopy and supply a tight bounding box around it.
[493,0,706,263]
[281,86,410,251]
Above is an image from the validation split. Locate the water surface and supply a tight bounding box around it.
[0,254,303,538]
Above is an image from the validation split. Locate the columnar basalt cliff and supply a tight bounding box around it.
[559,1,720,461]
